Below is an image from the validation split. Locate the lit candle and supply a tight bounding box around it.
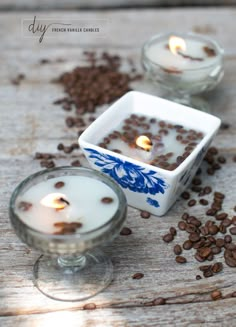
[142,32,224,96]
[96,113,204,170]
[15,175,119,234]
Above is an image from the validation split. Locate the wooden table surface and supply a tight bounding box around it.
[0,7,236,327]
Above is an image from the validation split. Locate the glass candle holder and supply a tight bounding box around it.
[9,167,127,301]
[142,32,224,111]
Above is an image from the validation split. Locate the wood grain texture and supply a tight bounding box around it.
[0,0,236,10]
[0,8,236,327]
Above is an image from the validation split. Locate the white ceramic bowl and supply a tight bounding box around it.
[79,91,221,216]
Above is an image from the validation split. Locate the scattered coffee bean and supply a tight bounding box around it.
[181,191,190,200]
[101,197,114,204]
[212,262,223,273]
[163,234,174,243]
[199,199,209,206]
[132,273,144,279]
[170,227,177,236]
[189,232,200,242]
[178,221,186,230]
[140,211,151,219]
[120,227,132,236]
[175,256,187,264]
[183,240,193,250]
[229,227,236,235]
[71,160,81,167]
[188,199,196,207]
[83,303,97,310]
[54,181,65,189]
[152,297,166,305]
[211,290,222,301]
[196,275,202,280]
[174,244,182,255]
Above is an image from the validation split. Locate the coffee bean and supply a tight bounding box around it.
[206,208,217,216]
[199,199,209,206]
[219,224,227,234]
[132,272,144,279]
[120,227,132,235]
[216,238,225,248]
[178,221,186,230]
[54,181,65,189]
[208,147,218,155]
[217,156,226,164]
[183,240,193,250]
[188,199,196,207]
[71,160,81,167]
[181,191,190,200]
[152,297,166,305]
[192,177,202,185]
[225,256,236,267]
[204,186,212,194]
[195,253,205,262]
[229,227,236,235]
[170,227,177,236]
[196,275,202,280]
[163,233,174,243]
[191,186,202,193]
[185,224,197,233]
[211,246,221,255]
[212,262,223,273]
[182,213,189,220]
[232,216,236,225]
[215,213,228,221]
[140,211,151,219]
[174,244,182,255]
[175,256,187,264]
[199,265,211,272]
[200,226,209,236]
[211,290,222,300]
[203,269,213,278]
[208,225,219,235]
[221,218,232,227]
[198,247,211,258]
[189,232,200,242]
[214,192,225,199]
[225,243,236,250]
[101,197,114,204]
[207,168,215,175]
[83,303,96,310]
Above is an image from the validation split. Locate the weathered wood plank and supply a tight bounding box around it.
[0,8,236,327]
[0,0,236,11]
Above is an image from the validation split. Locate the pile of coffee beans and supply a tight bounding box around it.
[53,51,142,115]
[34,52,141,169]
[162,146,236,280]
[98,113,204,171]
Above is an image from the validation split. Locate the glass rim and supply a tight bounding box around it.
[142,31,224,72]
[9,166,127,240]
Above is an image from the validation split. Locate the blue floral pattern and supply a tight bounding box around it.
[146,197,160,208]
[85,148,168,195]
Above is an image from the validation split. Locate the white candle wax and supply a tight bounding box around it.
[145,36,222,84]
[16,175,119,234]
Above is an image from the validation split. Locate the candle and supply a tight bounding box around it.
[15,175,119,234]
[142,32,224,108]
[97,113,204,171]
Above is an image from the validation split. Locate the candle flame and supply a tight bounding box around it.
[40,193,69,210]
[169,36,186,55]
[136,135,152,151]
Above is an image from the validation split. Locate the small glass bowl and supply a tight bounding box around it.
[9,166,127,301]
[142,32,224,111]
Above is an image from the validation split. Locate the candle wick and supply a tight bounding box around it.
[177,50,204,62]
[59,197,70,205]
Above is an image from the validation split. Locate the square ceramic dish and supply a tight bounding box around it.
[79,91,221,216]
